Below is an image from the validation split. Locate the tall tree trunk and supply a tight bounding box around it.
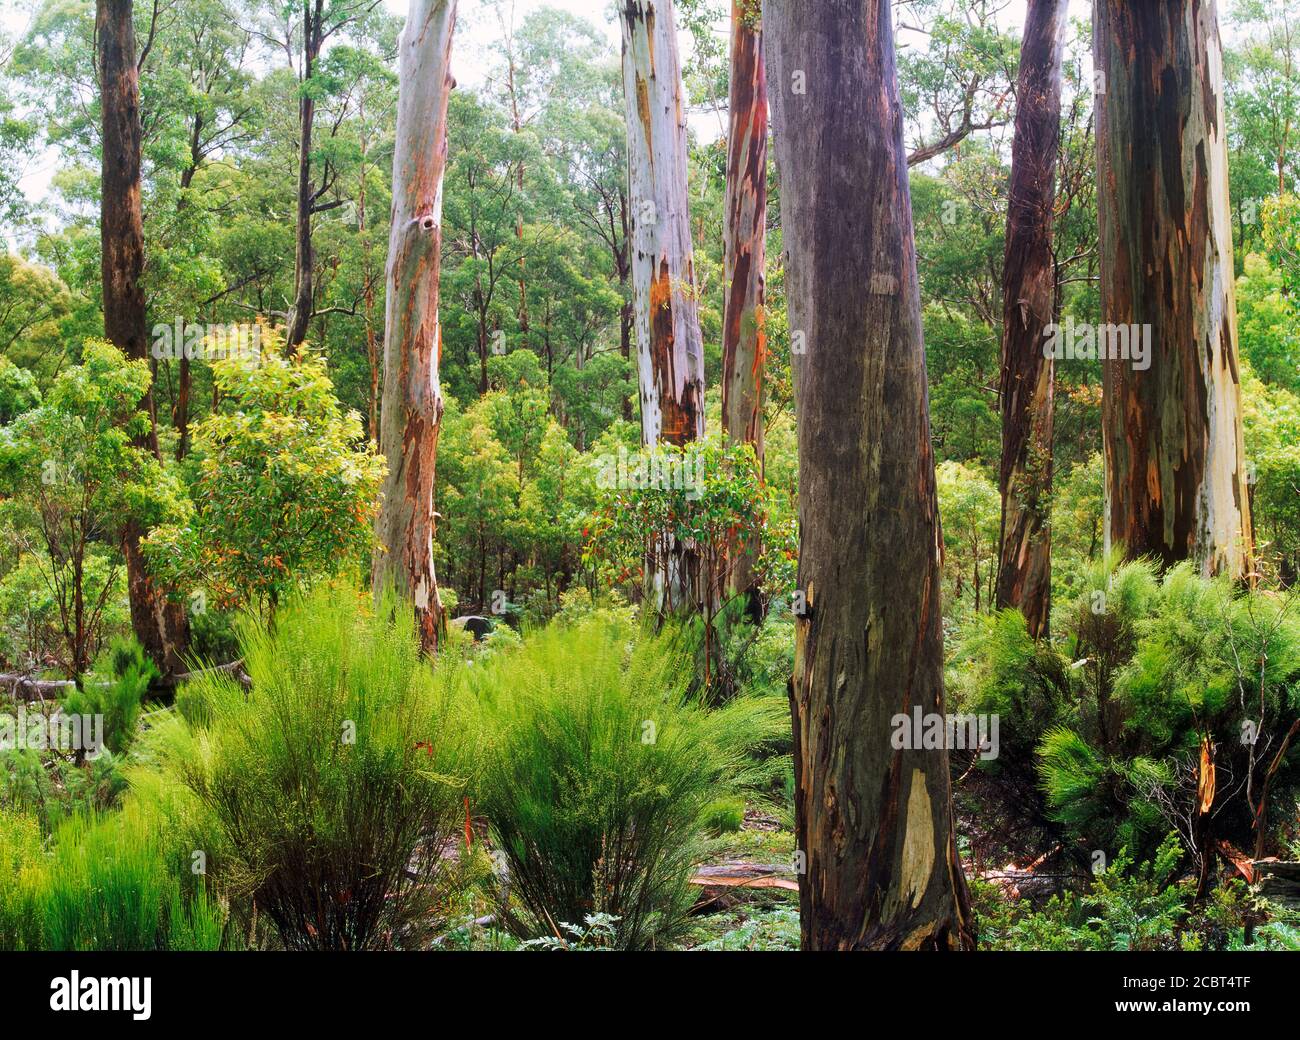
[1095,0,1253,579]
[721,0,767,608]
[767,0,975,951]
[98,0,188,677]
[506,51,530,350]
[286,1,323,349]
[995,0,1067,639]
[358,101,381,440]
[620,0,706,613]
[371,0,456,654]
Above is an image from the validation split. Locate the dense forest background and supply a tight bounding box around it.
[0,0,1299,953]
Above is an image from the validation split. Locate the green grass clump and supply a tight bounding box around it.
[467,615,787,950]
[0,811,45,949]
[172,588,470,950]
[38,801,226,951]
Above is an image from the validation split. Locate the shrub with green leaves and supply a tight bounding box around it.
[63,636,157,757]
[144,332,386,619]
[171,588,470,950]
[467,615,788,950]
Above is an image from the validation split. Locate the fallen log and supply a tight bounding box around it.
[1,658,251,702]
[1253,860,1300,909]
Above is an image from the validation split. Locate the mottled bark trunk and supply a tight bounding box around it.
[1095,0,1253,579]
[995,0,1067,639]
[371,0,456,654]
[98,0,188,677]
[721,0,767,607]
[620,0,706,613]
[767,0,974,950]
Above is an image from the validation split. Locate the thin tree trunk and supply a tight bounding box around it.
[286,1,322,349]
[1095,0,1253,579]
[620,0,706,613]
[995,0,1067,639]
[98,0,188,677]
[767,0,975,951]
[721,0,767,608]
[371,0,456,654]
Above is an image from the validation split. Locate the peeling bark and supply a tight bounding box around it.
[767,0,975,950]
[721,0,767,606]
[1095,0,1253,579]
[98,0,188,677]
[995,0,1067,639]
[620,0,706,611]
[371,0,456,654]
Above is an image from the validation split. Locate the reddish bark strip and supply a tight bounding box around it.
[620,1,706,611]
[766,0,975,950]
[620,0,706,448]
[372,0,456,653]
[995,0,1068,639]
[721,0,767,605]
[98,0,188,677]
[1095,0,1253,579]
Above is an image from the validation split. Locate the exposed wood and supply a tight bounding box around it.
[1254,860,1300,908]
[995,0,1067,640]
[767,0,974,951]
[1095,0,1254,579]
[371,0,457,654]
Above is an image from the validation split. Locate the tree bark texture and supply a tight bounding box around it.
[1095,0,1253,579]
[722,0,768,605]
[766,0,975,950]
[620,0,706,613]
[995,0,1068,639]
[98,0,188,677]
[372,0,456,654]
[620,0,706,448]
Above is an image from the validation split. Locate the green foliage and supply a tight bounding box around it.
[467,615,788,950]
[935,459,1000,622]
[0,811,44,950]
[144,333,386,616]
[40,803,227,951]
[0,341,184,674]
[520,913,621,952]
[584,438,794,610]
[974,835,1189,951]
[701,796,746,835]
[63,637,157,757]
[688,903,801,951]
[169,587,469,950]
[0,747,127,831]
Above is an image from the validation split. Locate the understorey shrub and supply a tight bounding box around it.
[0,810,44,949]
[172,588,470,950]
[40,802,227,951]
[468,615,787,950]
